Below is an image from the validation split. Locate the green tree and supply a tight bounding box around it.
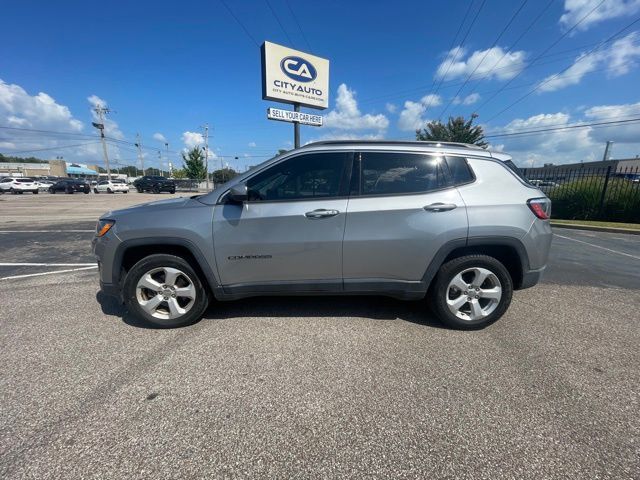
[416,113,487,147]
[182,147,206,180]
[212,167,238,185]
[171,168,187,179]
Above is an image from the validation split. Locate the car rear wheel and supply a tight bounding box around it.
[153,185,160,194]
[136,186,143,193]
[429,255,513,330]
[10,188,16,195]
[33,190,38,194]
[123,254,209,328]
[107,188,113,194]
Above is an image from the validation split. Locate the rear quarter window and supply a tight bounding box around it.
[445,156,474,185]
[503,160,531,185]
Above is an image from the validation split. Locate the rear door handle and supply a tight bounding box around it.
[305,209,340,219]
[423,203,457,212]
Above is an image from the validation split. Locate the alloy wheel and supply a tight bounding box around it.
[135,266,197,320]
[446,267,502,321]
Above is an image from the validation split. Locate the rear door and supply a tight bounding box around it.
[343,151,469,289]
[213,151,352,291]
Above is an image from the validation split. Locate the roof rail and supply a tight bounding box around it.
[304,140,486,150]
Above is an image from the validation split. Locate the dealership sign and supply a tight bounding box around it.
[261,41,329,110]
[267,107,323,126]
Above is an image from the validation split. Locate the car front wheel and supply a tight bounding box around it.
[429,255,513,330]
[123,254,209,328]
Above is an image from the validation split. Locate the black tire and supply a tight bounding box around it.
[136,186,143,193]
[94,188,99,194]
[66,187,73,194]
[123,254,209,328]
[153,185,161,194]
[107,188,113,194]
[170,189,176,194]
[50,188,55,194]
[429,254,513,330]
[33,190,39,194]
[10,188,16,195]
[84,189,90,194]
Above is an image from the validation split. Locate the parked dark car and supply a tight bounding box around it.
[49,179,91,194]
[133,176,176,194]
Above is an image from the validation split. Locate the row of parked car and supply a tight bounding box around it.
[0,175,178,195]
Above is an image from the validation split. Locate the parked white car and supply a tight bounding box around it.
[94,179,129,194]
[0,177,39,194]
[36,179,55,191]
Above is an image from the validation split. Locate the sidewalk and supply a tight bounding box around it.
[551,221,640,235]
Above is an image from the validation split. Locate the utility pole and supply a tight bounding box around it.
[293,103,300,148]
[165,142,170,177]
[158,150,163,177]
[602,141,614,161]
[135,133,144,176]
[92,105,112,180]
[203,123,210,191]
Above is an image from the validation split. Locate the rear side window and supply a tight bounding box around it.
[357,152,448,196]
[445,156,474,185]
[503,160,531,184]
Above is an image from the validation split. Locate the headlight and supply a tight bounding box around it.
[96,219,115,237]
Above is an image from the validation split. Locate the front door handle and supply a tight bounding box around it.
[423,203,457,212]
[305,209,340,219]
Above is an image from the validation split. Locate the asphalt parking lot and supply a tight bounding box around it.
[0,194,638,479]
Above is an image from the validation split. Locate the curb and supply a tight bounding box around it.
[551,222,640,235]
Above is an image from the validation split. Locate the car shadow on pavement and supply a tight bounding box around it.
[96,292,446,329]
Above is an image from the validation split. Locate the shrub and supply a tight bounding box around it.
[548,177,640,223]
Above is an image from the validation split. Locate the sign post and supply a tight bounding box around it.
[261,41,329,147]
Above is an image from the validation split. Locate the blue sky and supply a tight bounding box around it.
[1,0,640,171]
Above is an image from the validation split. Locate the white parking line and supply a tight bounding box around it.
[0,230,94,233]
[555,234,640,260]
[0,263,97,267]
[0,266,98,281]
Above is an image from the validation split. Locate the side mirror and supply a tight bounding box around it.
[228,182,248,203]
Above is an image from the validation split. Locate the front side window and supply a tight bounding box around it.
[246,152,348,202]
[357,152,448,196]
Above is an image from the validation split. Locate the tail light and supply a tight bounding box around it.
[527,198,551,220]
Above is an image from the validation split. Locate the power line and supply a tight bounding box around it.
[423,0,486,115]
[484,117,640,139]
[474,0,607,116]
[220,0,259,47]
[1,142,101,155]
[438,0,529,120]
[285,0,311,51]
[485,16,640,122]
[265,0,295,48]
[459,0,555,101]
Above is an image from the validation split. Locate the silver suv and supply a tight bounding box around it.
[93,141,552,329]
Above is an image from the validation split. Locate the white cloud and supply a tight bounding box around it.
[489,104,640,165]
[560,0,640,32]
[0,79,83,133]
[181,131,216,158]
[538,32,640,92]
[248,141,256,147]
[453,93,481,106]
[385,103,397,113]
[436,46,527,81]
[584,101,640,143]
[153,132,167,143]
[397,94,442,131]
[323,84,389,132]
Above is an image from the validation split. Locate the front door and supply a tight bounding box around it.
[213,151,352,292]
